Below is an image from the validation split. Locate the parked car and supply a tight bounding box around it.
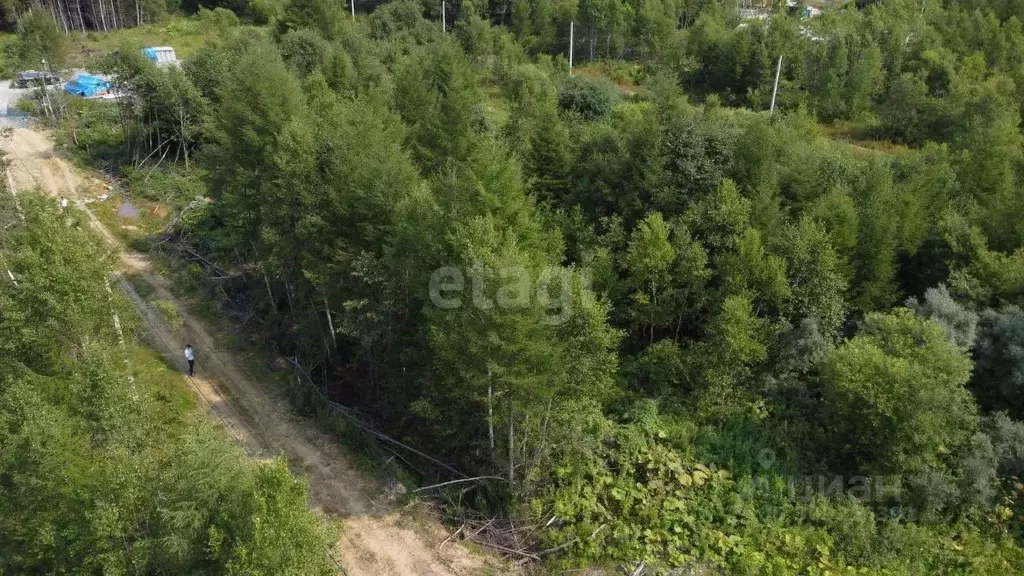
[14,70,61,88]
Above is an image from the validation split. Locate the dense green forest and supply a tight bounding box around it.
[12,0,1024,572]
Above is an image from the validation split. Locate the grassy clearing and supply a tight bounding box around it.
[573,61,645,96]
[822,121,913,156]
[68,18,210,67]
[3,17,214,76]
[481,83,510,130]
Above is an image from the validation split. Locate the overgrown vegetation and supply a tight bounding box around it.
[13,0,1024,572]
[0,168,336,572]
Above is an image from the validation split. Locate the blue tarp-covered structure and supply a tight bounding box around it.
[143,46,177,65]
[64,73,110,97]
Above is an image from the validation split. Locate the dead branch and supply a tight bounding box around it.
[539,538,578,556]
[439,524,465,550]
[471,539,540,561]
[413,476,508,493]
[469,518,494,538]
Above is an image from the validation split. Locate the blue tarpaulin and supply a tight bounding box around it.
[64,73,110,97]
[143,47,158,61]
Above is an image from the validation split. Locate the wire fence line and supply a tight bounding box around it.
[286,356,471,480]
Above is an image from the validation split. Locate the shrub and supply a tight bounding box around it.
[974,306,1024,418]
[821,309,977,476]
[279,28,329,77]
[368,0,429,41]
[557,75,621,120]
[154,299,184,330]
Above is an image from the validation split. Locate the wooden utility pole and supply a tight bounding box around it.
[770,55,782,114]
[569,21,574,74]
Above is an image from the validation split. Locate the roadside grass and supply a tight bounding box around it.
[126,271,156,299]
[128,343,197,421]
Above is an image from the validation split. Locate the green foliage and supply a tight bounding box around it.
[906,284,978,350]
[0,195,335,574]
[368,0,434,42]
[557,75,621,120]
[279,28,329,77]
[655,116,731,212]
[12,9,67,71]
[154,298,184,329]
[974,306,1024,419]
[537,403,1024,574]
[39,3,1024,572]
[98,45,207,170]
[393,40,486,171]
[0,34,17,78]
[624,211,675,343]
[276,0,346,40]
[778,217,847,341]
[683,178,750,254]
[822,309,978,476]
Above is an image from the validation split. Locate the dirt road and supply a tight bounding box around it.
[3,126,504,576]
[2,127,85,195]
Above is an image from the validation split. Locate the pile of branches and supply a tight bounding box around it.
[436,508,651,574]
[438,510,548,566]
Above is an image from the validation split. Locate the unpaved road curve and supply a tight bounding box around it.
[3,126,505,576]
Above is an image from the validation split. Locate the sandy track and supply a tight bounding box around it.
[3,126,504,576]
[2,127,86,196]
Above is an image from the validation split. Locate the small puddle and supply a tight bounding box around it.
[119,200,140,219]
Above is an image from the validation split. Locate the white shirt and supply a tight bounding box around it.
[60,198,68,209]
[184,347,195,361]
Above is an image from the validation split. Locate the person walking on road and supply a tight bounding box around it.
[184,344,196,377]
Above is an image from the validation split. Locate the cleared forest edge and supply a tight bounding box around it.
[2,126,504,576]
